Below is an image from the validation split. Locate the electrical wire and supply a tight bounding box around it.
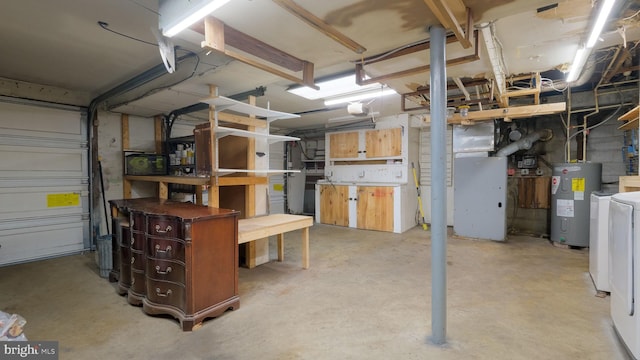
[107,51,201,110]
[98,21,157,46]
[621,8,640,21]
[349,38,431,65]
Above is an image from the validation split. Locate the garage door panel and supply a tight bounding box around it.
[0,102,83,135]
[0,223,85,266]
[0,99,89,266]
[0,129,83,142]
[0,147,83,172]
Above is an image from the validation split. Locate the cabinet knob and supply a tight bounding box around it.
[155,265,173,275]
[156,288,172,297]
[154,224,173,234]
[155,244,172,256]
[131,257,135,264]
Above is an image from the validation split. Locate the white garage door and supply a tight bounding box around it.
[0,99,89,266]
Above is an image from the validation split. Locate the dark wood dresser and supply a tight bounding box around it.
[109,198,240,331]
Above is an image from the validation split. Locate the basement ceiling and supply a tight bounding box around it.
[0,0,639,131]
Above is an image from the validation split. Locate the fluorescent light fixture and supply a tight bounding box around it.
[160,0,231,38]
[324,88,397,106]
[586,0,617,48]
[566,47,588,82]
[287,74,381,100]
[566,0,617,83]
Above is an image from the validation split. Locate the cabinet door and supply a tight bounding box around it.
[329,132,359,159]
[356,186,394,231]
[319,184,349,226]
[365,128,401,158]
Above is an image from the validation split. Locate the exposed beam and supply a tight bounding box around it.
[421,102,567,125]
[197,16,318,89]
[272,0,366,54]
[453,77,470,100]
[423,0,472,48]
[355,31,478,86]
[358,35,459,65]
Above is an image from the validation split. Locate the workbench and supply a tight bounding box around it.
[238,214,313,269]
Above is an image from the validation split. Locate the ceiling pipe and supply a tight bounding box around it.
[496,129,552,157]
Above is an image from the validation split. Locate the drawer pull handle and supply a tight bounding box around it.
[154,224,173,234]
[155,244,172,256]
[156,288,172,297]
[155,265,172,275]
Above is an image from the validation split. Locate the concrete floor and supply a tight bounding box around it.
[0,224,630,359]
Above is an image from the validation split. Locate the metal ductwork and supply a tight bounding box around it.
[496,129,552,157]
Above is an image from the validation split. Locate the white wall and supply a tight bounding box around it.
[97,111,157,230]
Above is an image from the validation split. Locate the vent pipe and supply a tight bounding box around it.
[496,129,552,157]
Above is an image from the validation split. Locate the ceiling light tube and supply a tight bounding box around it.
[160,0,231,38]
[287,74,380,100]
[324,88,397,106]
[586,0,617,48]
[566,47,589,83]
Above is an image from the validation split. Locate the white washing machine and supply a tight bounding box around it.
[610,191,640,358]
[589,192,613,292]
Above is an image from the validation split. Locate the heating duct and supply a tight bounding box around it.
[496,129,553,157]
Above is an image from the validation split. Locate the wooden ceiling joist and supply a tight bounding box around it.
[423,0,472,48]
[272,0,367,54]
[421,102,567,125]
[197,16,318,89]
[355,30,479,86]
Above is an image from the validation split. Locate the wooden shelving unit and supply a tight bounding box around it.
[123,86,302,268]
[618,105,640,131]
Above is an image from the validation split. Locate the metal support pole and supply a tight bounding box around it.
[429,24,447,345]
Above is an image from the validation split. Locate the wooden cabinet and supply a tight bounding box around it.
[318,184,349,226]
[329,131,359,159]
[364,128,402,158]
[318,115,418,233]
[356,186,394,232]
[316,184,408,233]
[109,198,239,331]
[328,128,402,160]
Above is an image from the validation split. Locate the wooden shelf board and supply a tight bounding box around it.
[618,117,639,131]
[216,168,300,174]
[125,175,210,186]
[216,126,299,143]
[201,96,300,121]
[422,102,566,124]
[619,105,640,122]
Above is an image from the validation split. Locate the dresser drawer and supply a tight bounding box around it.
[130,231,145,251]
[147,215,180,238]
[130,212,146,232]
[146,279,185,310]
[130,250,146,271]
[130,269,146,295]
[119,251,132,289]
[146,258,185,284]
[147,237,185,262]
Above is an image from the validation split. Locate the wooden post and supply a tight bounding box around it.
[122,114,132,199]
[245,95,258,268]
[208,85,220,208]
[154,115,163,154]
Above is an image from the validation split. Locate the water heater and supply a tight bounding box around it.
[550,162,602,247]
